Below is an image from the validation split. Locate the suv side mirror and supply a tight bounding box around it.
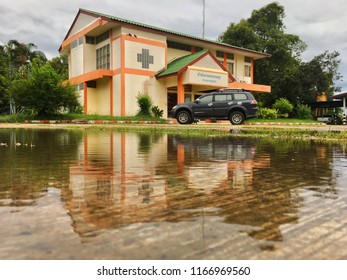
[194,100,200,104]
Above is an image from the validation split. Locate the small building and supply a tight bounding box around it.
[333,92,347,123]
[309,92,347,122]
[59,8,271,117]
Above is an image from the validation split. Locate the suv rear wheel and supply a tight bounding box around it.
[229,111,245,125]
[177,110,192,124]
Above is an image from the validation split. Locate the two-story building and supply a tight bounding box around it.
[59,8,271,117]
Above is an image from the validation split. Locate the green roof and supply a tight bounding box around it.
[156,50,209,78]
[78,8,270,58]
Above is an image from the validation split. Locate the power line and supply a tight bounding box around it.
[202,0,206,38]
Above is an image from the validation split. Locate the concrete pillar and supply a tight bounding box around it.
[177,73,185,104]
[343,97,346,125]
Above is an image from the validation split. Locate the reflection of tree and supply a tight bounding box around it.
[0,129,83,206]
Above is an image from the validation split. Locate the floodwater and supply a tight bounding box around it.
[0,128,346,260]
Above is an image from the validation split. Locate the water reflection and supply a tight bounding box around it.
[66,132,336,245]
[1,129,346,259]
[0,129,83,207]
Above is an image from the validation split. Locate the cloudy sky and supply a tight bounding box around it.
[1,0,347,91]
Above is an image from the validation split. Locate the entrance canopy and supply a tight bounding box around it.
[156,49,234,86]
[156,49,270,93]
[156,50,233,103]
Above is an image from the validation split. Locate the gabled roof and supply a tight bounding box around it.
[332,92,347,99]
[62,8,270,59]
[156,49,235,81]
[156,50,208,78]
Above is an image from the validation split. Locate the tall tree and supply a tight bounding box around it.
[0,40,47,113]
[48,54,69,80]
[219,2,307,106]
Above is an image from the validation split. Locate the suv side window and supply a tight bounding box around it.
[214,94,232,102]
[198,95,213,104]
[233,93,248,100]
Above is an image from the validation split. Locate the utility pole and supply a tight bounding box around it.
[202,0,206,38]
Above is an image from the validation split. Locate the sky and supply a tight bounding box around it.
[1,0,347,92]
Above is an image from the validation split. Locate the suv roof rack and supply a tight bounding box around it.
[218,88,247,92]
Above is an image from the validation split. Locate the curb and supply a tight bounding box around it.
[24,119,175,125]
[23,120,324,126]
[244,122,325,126]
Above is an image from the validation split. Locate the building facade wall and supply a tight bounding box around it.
[87,78,110,115]
[62,10,268,117]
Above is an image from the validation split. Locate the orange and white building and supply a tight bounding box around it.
[59,8,271,117]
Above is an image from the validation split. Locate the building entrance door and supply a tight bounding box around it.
[167,93,178,117]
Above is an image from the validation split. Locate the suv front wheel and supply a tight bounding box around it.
[176,110,192,124]
[229,111,245,125]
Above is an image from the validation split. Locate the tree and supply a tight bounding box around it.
[1,40,46,76]
[219,2,307,106]
[310,50,342,99]
[0,40,47,113]
[0,46,8,109]
[11,62,81,117]
[49,54,69,81]
[219,2,342,106]
[218,20,258,50]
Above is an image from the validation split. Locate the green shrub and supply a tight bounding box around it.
[272,98,294,118]
[151,105,164,118]
[136,93,152,116]
[257,107,278,119]
[295,103,312,119]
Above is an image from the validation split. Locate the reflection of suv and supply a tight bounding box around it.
[171,89,258,125]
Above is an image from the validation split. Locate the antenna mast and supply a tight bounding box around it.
[202,0,206,38]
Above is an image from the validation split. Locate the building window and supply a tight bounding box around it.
[86,36,95,44]
[218,60,234,75]
[96,44,110,69]
[216,51,224,58]
[226,53,234,60]
[244,56,252,63]
[167,40,191,52]
[96,31,110,44]
[244,65,251,77]
[216,51,234,60]
[71,40,78,49]
[71,37,84,49]
[226,62,234,75]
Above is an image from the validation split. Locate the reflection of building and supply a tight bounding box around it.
[68,132,168,238]
[59,9,270,117]
[66,132,337,245]
[171,136,270,192]
[67,132,280,242]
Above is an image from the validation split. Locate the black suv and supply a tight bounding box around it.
[171,89,258,125]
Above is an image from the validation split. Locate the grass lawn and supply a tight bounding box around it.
[0,113,318,124]
[0,113,165,123]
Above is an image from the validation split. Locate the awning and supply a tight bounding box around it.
[156,50,235,82]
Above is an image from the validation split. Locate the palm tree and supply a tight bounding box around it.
[1,40,47,114]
